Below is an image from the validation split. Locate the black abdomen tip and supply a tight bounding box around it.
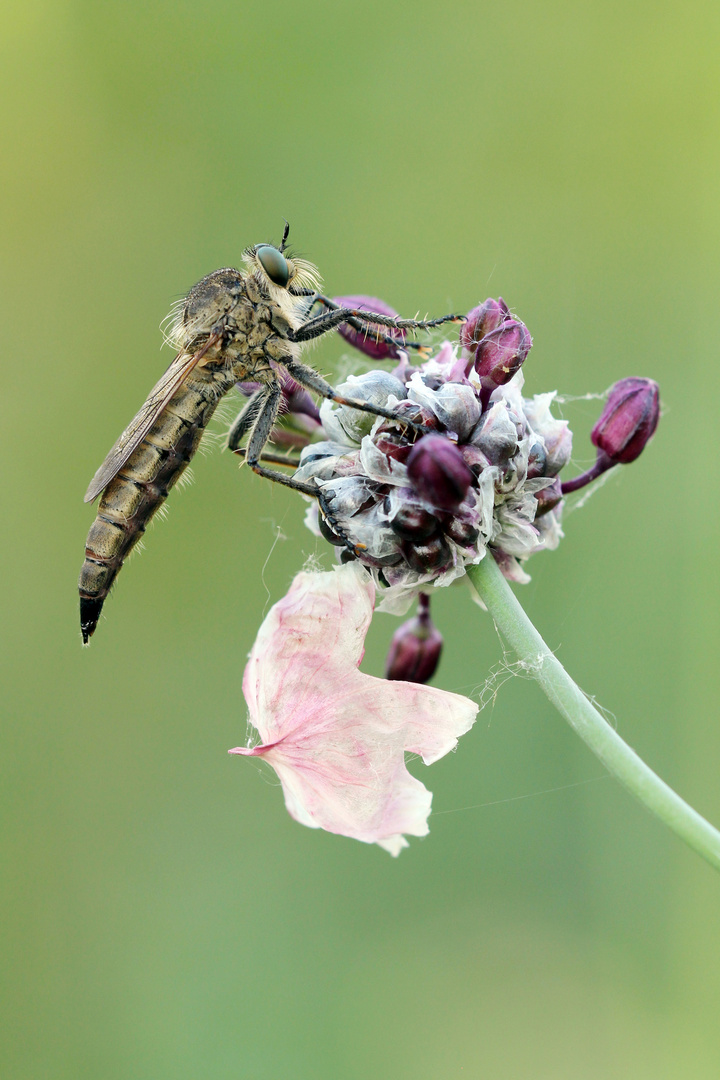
[80,596,104,644]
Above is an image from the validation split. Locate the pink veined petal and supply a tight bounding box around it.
[241,562,375,744]
[230,563,479,854]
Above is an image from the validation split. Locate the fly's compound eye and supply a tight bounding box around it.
[256,245,290,288]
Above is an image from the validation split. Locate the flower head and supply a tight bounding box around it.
[294,299,569,611]
[229,563,478,855]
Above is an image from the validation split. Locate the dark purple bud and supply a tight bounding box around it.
[470,404,519,466]
[460,444,491,477]
[333,295,407,360]
[358,549,404,569]
[591,377,660,465]
[391,355,419,384]
[237,380,262,398]
[285,385,321,423]
[444,517,480,547]
[385,595,443,684]
[527,440,547,479]
[384,494,439,540]
[460,298,510,351]
[402,534,452,574]
[391,400,440,431]
[474,319,532,392]
[542,424,573,476]
[374,434,412,464]
[406,434,474,512]
[534,477,563,517]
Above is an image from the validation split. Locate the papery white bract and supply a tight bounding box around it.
[229,562,478,855]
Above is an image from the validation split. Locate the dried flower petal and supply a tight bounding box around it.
[229,564,478,854]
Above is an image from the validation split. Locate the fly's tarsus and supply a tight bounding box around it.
[232,447,302,468]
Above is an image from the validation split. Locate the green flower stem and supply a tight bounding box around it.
[466,556,720,873]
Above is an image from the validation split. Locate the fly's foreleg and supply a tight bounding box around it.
[289,306,464,345]
[283,358,427,434]
[288,290,433,354]
[244,386,319,497]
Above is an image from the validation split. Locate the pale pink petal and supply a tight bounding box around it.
[230,563,478,854]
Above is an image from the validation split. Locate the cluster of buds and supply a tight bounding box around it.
[236,295,659,683]
[293,303,571,617]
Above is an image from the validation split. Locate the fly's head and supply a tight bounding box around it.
[244,239,321,329]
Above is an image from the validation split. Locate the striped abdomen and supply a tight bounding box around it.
[79,372,233,642]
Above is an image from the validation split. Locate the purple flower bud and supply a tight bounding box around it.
[406,434,474,512]
[374,434,412,464]
[385,595,443,684]
[383,492,439,540]
[460,298,510,351]
[444,516,480,547]
[470,403,519,466]
[402,534,453,574]
[474,319,532,392]
[333,295,407,360]
[389,400,440,431]
[591,377,660,465]
[534,477,563,517]
[542,424,573,476]
[526,440,547,479]
[285,385,321,423]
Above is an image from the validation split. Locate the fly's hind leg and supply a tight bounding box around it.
[240,385,366,555]
[232,447,302,468]
[244,386,319,497]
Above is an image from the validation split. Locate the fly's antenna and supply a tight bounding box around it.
[280,220,290,252]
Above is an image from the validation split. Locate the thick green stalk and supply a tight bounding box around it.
[466,556,720,873]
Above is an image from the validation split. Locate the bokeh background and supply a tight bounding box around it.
[3,1,720,1076]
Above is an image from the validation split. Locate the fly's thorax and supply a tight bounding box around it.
[170,267,249,353]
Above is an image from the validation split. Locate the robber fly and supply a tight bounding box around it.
[79,225,462,642]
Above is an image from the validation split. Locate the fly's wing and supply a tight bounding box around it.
[84,334,220,503]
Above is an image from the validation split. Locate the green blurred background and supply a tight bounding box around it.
[2,0,720,1076]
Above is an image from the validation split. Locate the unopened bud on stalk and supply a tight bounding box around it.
[406,435,474,512]
[460,298,510,350]
[562,377,660,495]
[591,377,660,465]
[474,319,532,393]
[333,295,407,360]
[385,594,443,684]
